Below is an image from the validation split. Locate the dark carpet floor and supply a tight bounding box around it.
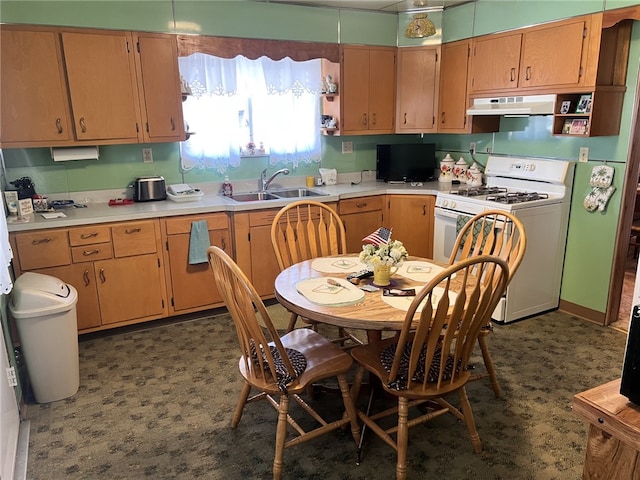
[24,305,627,480]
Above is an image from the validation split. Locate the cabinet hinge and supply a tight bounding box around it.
[583,27,588,38]
[165,240,169,251]
[6,366,17,387]
[136,123,140,133]
[435,52,438,63]
[162,299,165,309]
[126,40,131,54]
[578,66,583,77]
[137,41,141,53]
[146,122,150,133]
[171,297,174,307]
[157,258,161,268]
[248,232,251,242]
[467,45,471,57]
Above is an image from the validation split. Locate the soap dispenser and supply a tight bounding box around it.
[222,176,233,197]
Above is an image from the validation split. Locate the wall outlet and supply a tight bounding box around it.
[579,147,589,163]
[469,142,476,154]
[342,141,353,154]
[142,148,153,163]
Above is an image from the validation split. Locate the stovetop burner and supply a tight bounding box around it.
[451,186,507,197]
[485,192,549,204]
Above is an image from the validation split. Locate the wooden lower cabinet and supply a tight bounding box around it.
[33,263,101,331]
[339,196,384,254]
[233,208,284,298]
[10,219,167,333]
[385,195,435,259]
[161,213,231,314]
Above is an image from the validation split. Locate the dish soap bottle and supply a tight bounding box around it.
[222,176,233,197]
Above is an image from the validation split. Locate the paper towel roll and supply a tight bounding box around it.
[51,146,100,162]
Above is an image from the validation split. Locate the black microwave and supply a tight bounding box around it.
[376,143,437,183]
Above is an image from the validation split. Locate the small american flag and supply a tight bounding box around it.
[362,227,392,246]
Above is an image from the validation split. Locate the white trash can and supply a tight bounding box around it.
[9,272,79,403]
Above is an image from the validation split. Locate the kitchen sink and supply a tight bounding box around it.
[229,188,328,202]
[270,188,328,198]
[230,192,280,202]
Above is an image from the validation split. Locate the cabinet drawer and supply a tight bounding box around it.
[112,220,157,257]
[71,242,113,263]
[249,208,281,227]
[339,196,383,215]
[13,229,71,270]
[69,225,112,246]
[164,213,229,235]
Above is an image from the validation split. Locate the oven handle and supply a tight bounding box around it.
[434,207,464,220]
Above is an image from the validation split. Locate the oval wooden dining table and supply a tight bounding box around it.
[274,255,451,343]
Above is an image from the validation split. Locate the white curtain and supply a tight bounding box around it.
[179,53,322,173]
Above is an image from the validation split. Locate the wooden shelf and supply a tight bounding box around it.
[552,88,625,137]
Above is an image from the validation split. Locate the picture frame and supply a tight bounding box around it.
[575,94,592,114]
[560,100,572,114]
[562,119,572,134]
[569,119,589,135]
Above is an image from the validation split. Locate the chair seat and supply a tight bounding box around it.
[239,328,354,395]
[351,336,470,400]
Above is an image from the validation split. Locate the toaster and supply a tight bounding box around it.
[133,176,166,202]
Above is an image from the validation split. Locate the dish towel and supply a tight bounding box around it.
[188,220,210,265]
[584,165,615,212]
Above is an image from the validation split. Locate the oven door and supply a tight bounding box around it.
[433,206,461,263]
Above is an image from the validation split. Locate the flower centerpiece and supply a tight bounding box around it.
[358,227,408,286]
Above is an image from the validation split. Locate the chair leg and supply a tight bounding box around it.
[477,334,502,398]
[231,381,252,428]
[286,312,299,332]
[458,387,482,454]
[273,395,290,480]
[396,397,409,480]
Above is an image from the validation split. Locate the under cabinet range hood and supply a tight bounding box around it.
[466,94,556,116]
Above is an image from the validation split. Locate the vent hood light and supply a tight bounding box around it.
[466,94,556,116]
[51,146,100,162]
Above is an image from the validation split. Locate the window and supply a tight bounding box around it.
[179,53,322,173]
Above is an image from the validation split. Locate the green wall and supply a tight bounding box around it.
[2,0,640,317]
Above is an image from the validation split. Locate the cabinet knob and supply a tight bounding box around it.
[99,268,106,283]
[82,249,101,257]
[55,118,63,134]
[525,66,531,81]
[363,113,368,126]
[83,270,90,286]
[170,116,176,131]
[510,68,516,82]
[125,227,142,234]
[81,232,98,239]
[372,113,377,126]
[79,117,87,133]
[403,113,407,125]
[31,237,51,245]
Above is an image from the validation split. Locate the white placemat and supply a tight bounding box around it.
[296,277,365,306]
[380,287,457,313]
[395,261,449,283]
[310,256,368,273]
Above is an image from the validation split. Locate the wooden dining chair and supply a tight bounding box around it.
[270,200,359,344]
[350,255,509,480]
[449,210,527,397]
[206,245,361,480]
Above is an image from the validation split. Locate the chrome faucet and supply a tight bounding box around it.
[260,168,290,191]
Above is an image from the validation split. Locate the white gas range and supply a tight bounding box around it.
[434,156,576,323]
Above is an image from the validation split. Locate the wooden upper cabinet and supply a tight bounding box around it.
[470,15,595,95]
[0,27,73,147]
[395,46,440,134]
[438,39,470,133]
[134,32,185,143]
[469,33,522,93]
[341,45,395,135]
[519,19,586,89]
[62,30,142,143]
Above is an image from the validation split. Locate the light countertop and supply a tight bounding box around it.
[7,180,456,232]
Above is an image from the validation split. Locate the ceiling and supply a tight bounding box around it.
[252,0,474,13]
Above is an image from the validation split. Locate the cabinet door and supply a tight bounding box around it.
[387,195,434,259]
[438,40,470,133]
[396,46,439,133]
[470,33,522,93]
[166,229,229,312]
[341,46,371,133]
[342,210,384,254]
[135,32,185,142]
[0,27,73,146]
[61,30,142,142]
[519,20,586,89]
[368,48,396,133]
[95,255,165,325]
[34,263,101,331]
[249,225,281,297]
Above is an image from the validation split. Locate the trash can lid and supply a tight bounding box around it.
[9,272,78,318]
